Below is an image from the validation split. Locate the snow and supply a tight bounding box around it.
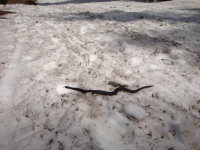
[0,0,200,149]
[124,102,148,120]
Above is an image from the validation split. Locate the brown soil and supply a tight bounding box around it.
[7,0,37,5]
[0,10,14,16]
[0,0,37,19]
[0,10,14,19]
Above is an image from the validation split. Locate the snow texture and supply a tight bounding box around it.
[0,0,200,150]
[124,102,148,120]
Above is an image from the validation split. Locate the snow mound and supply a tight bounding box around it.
[124,102,148,120]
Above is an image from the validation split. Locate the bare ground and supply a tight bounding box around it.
[0,0,37,18]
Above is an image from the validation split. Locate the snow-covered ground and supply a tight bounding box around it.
[0,0,200,149]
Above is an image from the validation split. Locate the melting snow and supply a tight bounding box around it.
[0,0,200,149]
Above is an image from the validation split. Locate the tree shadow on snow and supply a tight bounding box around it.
[39,0,133,6]
[131,0,172,3]
[37,8,200,46]
[39,0,172,6]
[180,8,200,12]
[36,8,200,66]
[42,9,200,24]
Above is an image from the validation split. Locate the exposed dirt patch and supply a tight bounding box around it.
[7,0,37,5]
[0,0,37,5]
[0,0,37,19]
[0,10,14,19]
[0,10,14,16]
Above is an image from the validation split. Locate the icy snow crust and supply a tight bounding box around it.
[0,0,200,149]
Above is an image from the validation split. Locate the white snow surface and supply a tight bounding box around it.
[124,102,148,120]
[0,0,200,149]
